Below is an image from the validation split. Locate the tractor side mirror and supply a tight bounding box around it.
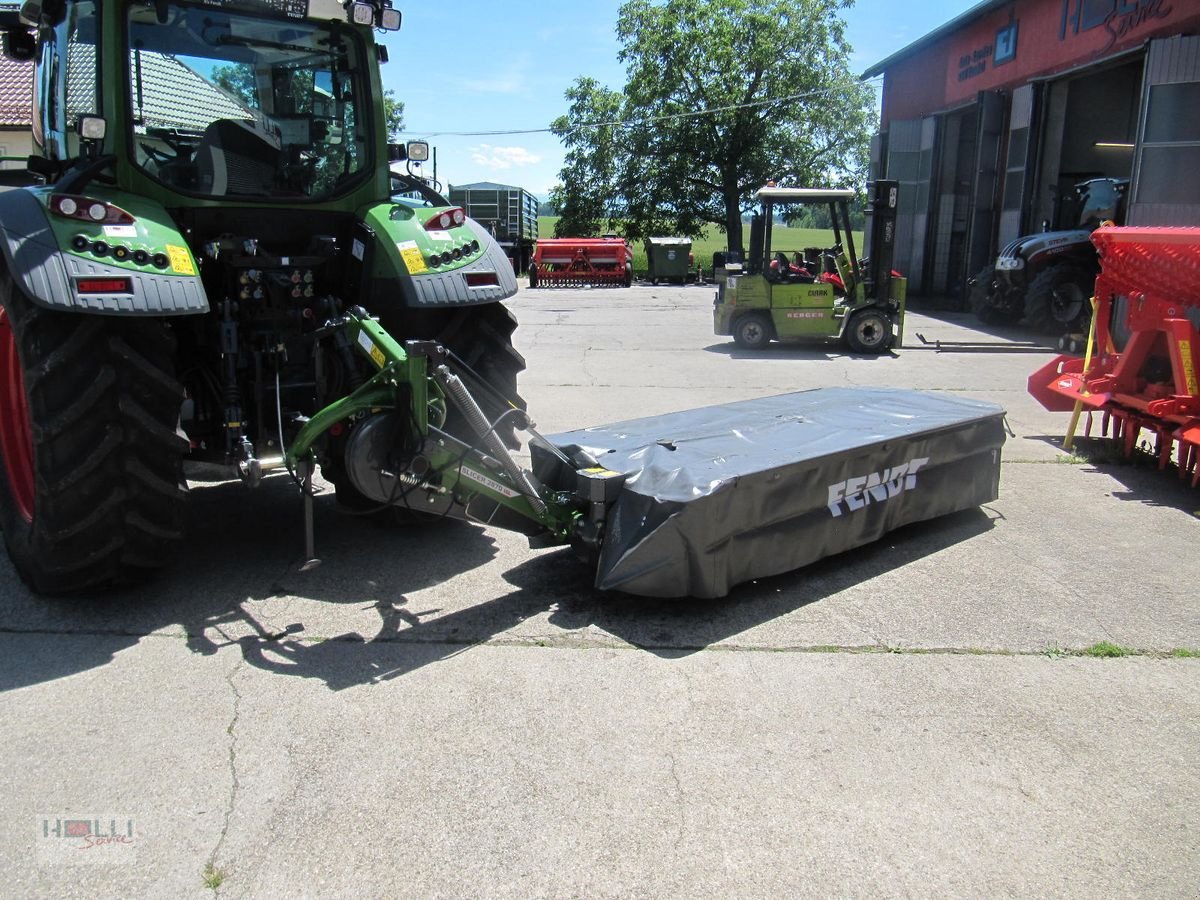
[2,27,36,61]
[387,142,407,162]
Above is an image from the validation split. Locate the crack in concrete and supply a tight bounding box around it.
[208,655,245,894]
[665,751,686,853]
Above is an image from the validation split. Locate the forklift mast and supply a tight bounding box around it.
[865,180,899,302]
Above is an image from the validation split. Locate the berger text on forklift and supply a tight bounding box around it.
[827,457,930,517]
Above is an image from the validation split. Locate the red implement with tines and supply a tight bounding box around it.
[1028,226,1200,487]
[529,237,634,287]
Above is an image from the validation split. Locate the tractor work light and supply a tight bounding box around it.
[49,194,135,226]
[378,6,401,30]
[349,2,374,25]
[425,208,466,231]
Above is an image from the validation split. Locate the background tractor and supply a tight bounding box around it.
[713,180,906,353]
[969,176,1128,334]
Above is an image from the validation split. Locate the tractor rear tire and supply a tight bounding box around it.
[1023,265,1092,334]
[0,272,188,594]
[733,313,772,350]
[968,265,1022,325]
[845,308,894,354]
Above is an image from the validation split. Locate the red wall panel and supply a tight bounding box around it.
[880,0,1200,125]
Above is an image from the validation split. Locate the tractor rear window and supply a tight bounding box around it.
[126,2,372,200]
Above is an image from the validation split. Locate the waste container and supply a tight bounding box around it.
[645,237,694,284]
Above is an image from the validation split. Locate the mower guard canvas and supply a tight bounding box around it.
[536,388,1005,598]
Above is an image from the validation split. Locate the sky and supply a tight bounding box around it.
[377,0,981,199]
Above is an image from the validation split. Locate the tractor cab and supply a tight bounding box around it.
[1058,176,1129,231]
[713,180,905,353]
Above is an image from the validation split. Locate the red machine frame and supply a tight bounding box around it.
[1029,227,1200,484]
[529,237,634,288]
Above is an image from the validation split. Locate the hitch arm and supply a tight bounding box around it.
[284,310,578,543]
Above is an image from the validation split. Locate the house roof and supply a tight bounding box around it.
[860,0,1010,79]
[0,56,33,127]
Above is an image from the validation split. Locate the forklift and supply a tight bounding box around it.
[713,180,905,352]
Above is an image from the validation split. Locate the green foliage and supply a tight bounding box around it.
[551,0,876,252]
[211,63,256,107]
[1079,641,1131,658]
[383,89,405,140]
[550,78,624,237]
[202,862,226,890]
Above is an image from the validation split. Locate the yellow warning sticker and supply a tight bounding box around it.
[397,240,427,274]
[166,244,195,275]
[1180,339,1198,396]
[357,327,386,369]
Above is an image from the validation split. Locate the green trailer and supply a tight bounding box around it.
[713,181,906,353]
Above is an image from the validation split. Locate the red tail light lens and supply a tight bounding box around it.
[76,277,133,294]
[425,208,466,231]
[50,194,135,226]
[465,272,499,287]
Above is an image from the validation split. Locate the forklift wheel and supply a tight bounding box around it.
[845,309,894,354]
[733,313,772,350]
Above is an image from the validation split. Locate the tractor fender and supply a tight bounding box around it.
[359,204,517,311]
[0,188,208,315]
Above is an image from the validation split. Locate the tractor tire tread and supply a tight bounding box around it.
[1023,264,1092,334]
[0,273,189,595]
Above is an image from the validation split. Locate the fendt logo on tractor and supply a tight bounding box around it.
[827,457,930,517]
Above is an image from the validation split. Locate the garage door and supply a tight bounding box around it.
[1129,35,1200,225]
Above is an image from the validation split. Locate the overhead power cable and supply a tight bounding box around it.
[396,76,881,139]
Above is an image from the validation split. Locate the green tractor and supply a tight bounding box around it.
[0,0,534,593]
[713,180,906,353]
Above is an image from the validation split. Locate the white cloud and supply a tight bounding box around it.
[470,144,543,170]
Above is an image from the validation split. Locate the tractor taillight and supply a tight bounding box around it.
[425,208,466,231]
[465,272,499,287]
[76,277,132,294]
[50,194,135,226]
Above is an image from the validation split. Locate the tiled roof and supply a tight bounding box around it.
[0,56,33,127]
[0,47,249,132]
[132,52,252,130]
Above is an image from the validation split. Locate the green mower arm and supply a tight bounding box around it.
[285,309,577,542]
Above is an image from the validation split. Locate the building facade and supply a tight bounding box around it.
[863,0,1200,301]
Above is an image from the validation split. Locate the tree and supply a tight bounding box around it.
[549,78,623,237]
[383,90,405,140]
[551,0,875,252]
